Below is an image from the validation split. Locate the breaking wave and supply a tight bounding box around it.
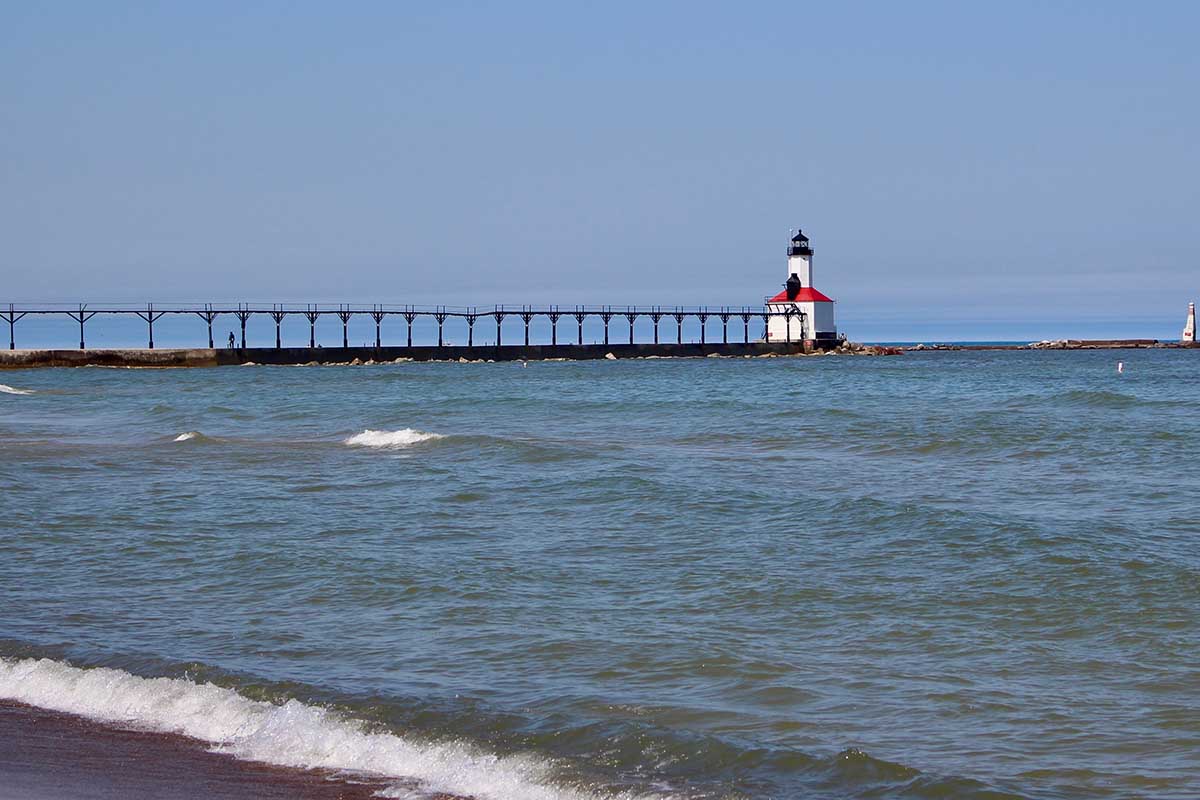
[345,429,444,449]
[169,431,227,445]
[0,657,654,800]
[0,383,34,395]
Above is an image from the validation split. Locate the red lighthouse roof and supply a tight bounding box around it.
[767,286,833,303]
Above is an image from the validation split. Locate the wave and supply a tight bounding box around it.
[1054,389,1144,409]
[172,431,206,442]
[0,657,655,800]
[0,383,34,395]
[1014,389,1185,411]
[345,429,444,449]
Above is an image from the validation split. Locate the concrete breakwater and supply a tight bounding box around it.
[0,341,900,370]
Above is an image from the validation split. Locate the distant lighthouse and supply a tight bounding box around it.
[1184,302,1196,343]
[764,229,837,345]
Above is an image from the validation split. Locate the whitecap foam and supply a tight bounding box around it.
[345,429,444,449]
[0,383,34,395]
[173,431,202,442]
[0,657,658,800]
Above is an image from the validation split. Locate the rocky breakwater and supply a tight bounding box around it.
[1029,339,1164,349]
[835,340,902,357]
[904,339,1183,352]
[834,341,903,356]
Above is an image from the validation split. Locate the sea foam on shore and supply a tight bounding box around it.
[0,657,653,800]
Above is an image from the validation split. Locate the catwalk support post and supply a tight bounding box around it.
[134,303,166,349]
[404,307,417,348]
[624,307,639,345]
[235,305,252,349]
[520,306,534,347]
[303,305,321,348]
[494,306,507,347]
[195,303,220,349]
[548,305,561,346]
[574,307,587,345]
[66,304,97,350]
[434,308,448,348]
[336,305,353,348]
[371,305,385,349]
[2,304,27,350]
[270,305,287,349]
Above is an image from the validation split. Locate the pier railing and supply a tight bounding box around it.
[0,303,813,350]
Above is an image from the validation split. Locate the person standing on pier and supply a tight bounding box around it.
[228,331,236,349]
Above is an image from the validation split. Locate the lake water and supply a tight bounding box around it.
[1,350,1197,799]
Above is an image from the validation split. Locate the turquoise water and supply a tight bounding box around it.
[1,351,1197,799]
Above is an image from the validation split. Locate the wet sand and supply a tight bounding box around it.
[0,700,392,800]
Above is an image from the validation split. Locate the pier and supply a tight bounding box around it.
[0,342,825,369]
[0,302,847,368]
[0,303,824,351]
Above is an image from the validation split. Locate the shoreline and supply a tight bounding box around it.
[0,700,394,800]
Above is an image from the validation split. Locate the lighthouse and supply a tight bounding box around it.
[1184,302,1196,343]
[764,229,837,345]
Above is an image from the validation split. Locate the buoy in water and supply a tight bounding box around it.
[1117,361,1124,374]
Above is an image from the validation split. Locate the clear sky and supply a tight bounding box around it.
[2,2,1197,341]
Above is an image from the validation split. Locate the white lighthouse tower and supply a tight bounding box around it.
[1184,302,1196,343]
[765,229,837,345]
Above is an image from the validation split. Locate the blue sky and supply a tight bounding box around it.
[2,2,1197,341]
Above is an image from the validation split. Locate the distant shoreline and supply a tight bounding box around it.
[900,339,1196,351]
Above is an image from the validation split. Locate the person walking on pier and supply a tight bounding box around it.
[228,331,236,349]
